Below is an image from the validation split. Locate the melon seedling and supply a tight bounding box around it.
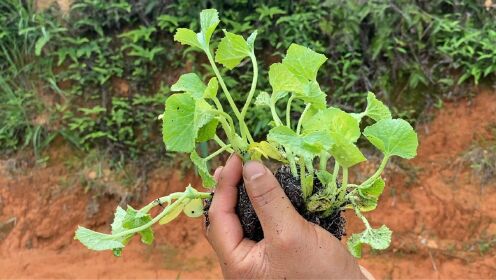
[75,9,418,258]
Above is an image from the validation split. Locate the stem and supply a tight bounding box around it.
[110,188,212,239]
[319,151,329,171]
[296,104,311,134]
[270,101,283,126]
[361,156,390,187]
[299,159,307,198]
[286,149,298,176]
[326,162,340,196]
[337,167,348,204]
[286,94,295,128]
[214,135,234,153]
[353,204,371,229]
[240,53,258,119]
[204,144,232,161]
[205,50,241,119]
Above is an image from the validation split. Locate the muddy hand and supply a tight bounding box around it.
[205,155,367,279]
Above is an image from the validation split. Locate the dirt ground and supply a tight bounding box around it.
[0,89,495,279]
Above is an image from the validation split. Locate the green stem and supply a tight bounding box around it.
[205,50,241,120]
[270,101,283,126]
[361,156,390,187]
[337,167,348,204]
[204,144,232,161]
[240,53,258,119]
[286,94,295,128]
[319,152,329,171]
[296,104,311,134]
[214,135,234,153]
[111,188,212,239]
[353,203,371,229]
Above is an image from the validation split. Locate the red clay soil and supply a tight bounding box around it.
[1,89,496,279]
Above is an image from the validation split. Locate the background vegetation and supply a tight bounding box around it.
[1,0,495,169]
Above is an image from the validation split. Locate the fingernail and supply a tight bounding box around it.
[214,166,224,181]
[243,161,266,182]
[226,153,235,163]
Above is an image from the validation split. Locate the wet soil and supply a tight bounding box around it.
[236,165,345,241]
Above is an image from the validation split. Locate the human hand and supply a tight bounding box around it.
[205,154,367,279]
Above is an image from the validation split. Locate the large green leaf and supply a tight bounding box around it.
[267,126,330,160]
[215,31,251,69]
[75,227,124,251]
[122,206,154,245]
[282,43,327,82]
[170,73,206,99]
[364,92,391,121]
[298,81,326,109]
[359,177,385,198]
[329,136,366,168]
[268,63,304,93]
[363,119,418,159]
[303,107,361,143]
[162,94,216,152]
[347,225,392,258]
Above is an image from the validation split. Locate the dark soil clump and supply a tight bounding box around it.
[205,165,346,242]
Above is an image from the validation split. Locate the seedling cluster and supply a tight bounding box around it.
[75,9,418,258]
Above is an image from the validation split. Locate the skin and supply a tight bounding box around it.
[204,154,368,279]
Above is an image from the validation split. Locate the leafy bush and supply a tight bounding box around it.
[1,0,495,163]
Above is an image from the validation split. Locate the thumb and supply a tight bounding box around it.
[243,161,303,240]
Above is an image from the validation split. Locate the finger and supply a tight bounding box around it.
[206,154,245,260]
[213,166,223,181]
[243,161,302,241]
[202,166,224,238]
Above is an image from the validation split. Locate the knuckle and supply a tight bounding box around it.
[248,182,281,207]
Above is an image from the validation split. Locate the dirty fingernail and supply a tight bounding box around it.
[243,161,266,182]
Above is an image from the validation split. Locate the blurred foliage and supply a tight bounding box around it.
[1,0,495,163]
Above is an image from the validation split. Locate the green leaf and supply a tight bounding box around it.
[303,107,360,143]
[246,30,258,50]
[347,225,392,258]
[364,92,392,121]
[162,94,217,152]
[199,9,220,47]
[174,28,202,49]
[267,126,331,160]
[35,34,50,56]
[122,206,154,245]
[347,233,363,258]
[359,177,385,198]
[183,199,204,218]
[329,136,366,168]
[110,207,134,246]
[204,77,218,99]
[215,31,250,69]
[282,43,327,82]
[355,196,378,212]
[190,150,216,188]
[196,119,218,142]
[75,227,124,251]
[269,63,304,93]
[298,81,326,109]
[316,170,333,187]
[254,91,271,107]
[171,73,206,99]
[363,119,418,159]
